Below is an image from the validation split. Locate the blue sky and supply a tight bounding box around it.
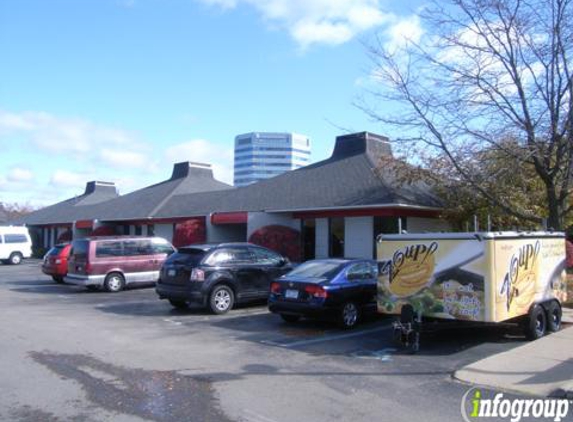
[0,0,424,207]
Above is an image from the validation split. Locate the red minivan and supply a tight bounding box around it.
[42,243,72,283]
[65,236,175,292]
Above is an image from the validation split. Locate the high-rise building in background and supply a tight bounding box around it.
[233,132,311,187]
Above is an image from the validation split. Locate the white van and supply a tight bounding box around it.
[0,226,32,265]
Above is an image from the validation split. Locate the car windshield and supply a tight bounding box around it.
[47,245,65,256]
[166,248,206,266]
[286,261,344,281]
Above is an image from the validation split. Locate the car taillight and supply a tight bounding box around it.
[190,268,205,282]
[304,285,328,298]
[85,262,92,275]
[270,282,281,294]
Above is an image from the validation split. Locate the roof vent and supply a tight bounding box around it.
[170,161,215,180]
[331,132,392,161]
[84,181,117,195]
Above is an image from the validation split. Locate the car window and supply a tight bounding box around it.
[47,245,65,256]
[205,247,254,266]
[151,239,175,255]
[250,247,283,265]
[4,234,28,243]
[346,262,377,281]
[166,248,206,266]
[95,241,124,257]
[70,240,89,259]
[287,261,344,280]
[123,239,153,256]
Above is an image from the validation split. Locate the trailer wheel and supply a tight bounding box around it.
[524,304,547,341]
[545,301,562,333]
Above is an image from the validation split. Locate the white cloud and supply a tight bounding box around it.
[7,167,34,183]
[99,149,150,169]
[385,15,424,53]
[198,0,391,48]
[49,169,92,189]
[0,110,150,168]
[165,139,234,184]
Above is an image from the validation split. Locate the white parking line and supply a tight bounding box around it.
[242,409,281,422]
[260,325,392,348]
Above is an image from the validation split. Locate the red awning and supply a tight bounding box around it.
[75,220,93,229]
[210,212,248,225]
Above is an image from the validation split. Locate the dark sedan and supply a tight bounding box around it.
[156,243,292,314]
[268,259,378,329]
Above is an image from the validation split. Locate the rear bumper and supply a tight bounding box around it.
[64,273,105,287]
[268,300,338,318]
[155,282,205,304]
[41,265,66,277]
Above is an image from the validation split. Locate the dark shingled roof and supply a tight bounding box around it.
[12,181,119,225]
[16,162,231,225]
[91,162,231,221]
[154,132,441,217]
[16,132,441,226]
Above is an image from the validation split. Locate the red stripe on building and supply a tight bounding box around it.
[74,220,94,229]
[292,208,440,219]
[211,212,248,225]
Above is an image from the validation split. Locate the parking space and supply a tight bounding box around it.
[0,261,527,422]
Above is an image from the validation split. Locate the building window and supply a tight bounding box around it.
[329,217,345,258]
[147,224,155,236]
[135,225,142,236]
[123,225,130,235]
[373,217,406,258]
[301,219,316,261]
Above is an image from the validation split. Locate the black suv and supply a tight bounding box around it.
[156,243,292,314]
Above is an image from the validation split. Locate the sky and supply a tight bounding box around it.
[0,0,424,207]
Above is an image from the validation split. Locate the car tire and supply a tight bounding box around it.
[524,304,547,340]
[169,299,188,309]
[339,302,359,329]
[104,272,125,293]
[209,284,234,315]
[280,314,301,323]
[9,252,22,265]
[52,276,64,283]
[545,301,562,333]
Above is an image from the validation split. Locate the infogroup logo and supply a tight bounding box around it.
[461,388,571,422]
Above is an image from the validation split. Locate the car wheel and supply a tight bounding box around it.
[280,314,301,323]
[169,299,188,309]
[546,301,562,333]
[209,285,234,315]
[524,304,547,340]
[339,302,359,329]
[104,272,125,293]
[9,253,22,265]
[52,275,64,283]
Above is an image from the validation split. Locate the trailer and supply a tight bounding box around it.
[376,232,568,352]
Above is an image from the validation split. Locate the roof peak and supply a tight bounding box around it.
[170,161,214,180]
[84,181,117,196]
[331,132,392,162]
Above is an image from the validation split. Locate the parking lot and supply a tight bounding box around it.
[1,260,527,422]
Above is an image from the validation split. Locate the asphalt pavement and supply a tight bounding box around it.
[0,260,565,422]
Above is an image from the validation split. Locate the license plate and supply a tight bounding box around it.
[285,289,299,299]
[168,269,176,277]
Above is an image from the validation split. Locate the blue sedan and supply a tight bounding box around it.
[268,259,378,329]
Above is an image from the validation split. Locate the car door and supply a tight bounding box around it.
[346,261,378,305]
[249,247,288,297]
[212,247,259,301]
